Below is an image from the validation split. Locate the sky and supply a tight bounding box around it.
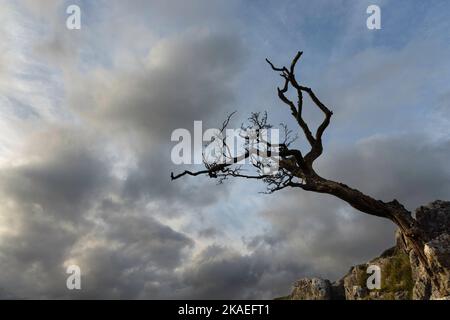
[0,0,449,299]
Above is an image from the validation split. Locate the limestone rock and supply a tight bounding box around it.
[415,200,450,240]
[289,278,331,300]
[406,201,450,299]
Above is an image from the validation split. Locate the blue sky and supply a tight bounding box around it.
[0,0,449,299]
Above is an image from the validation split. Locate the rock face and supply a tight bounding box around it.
[338,246,413,300]
[403,201,450,299]
[289,278,331,300]
[283,200,450,300]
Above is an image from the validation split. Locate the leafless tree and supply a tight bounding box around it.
[171,51,436,283]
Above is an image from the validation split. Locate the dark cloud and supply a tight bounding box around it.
[62,201,194,299]
[197,227,223,239]
[64,29,246,207]
[319,134,450,210]
[0,128,111,219]
[179,245,267,299]
[122,145,231,213]
[0,128,194,299]
[67,30,246,140]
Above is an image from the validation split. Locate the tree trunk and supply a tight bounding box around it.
[304,174,437,282]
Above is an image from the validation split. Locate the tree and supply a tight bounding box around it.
[171,51,437,285]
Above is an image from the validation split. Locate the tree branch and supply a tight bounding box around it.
[266,52,333,167]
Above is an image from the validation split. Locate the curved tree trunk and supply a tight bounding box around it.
[304,173,442,290]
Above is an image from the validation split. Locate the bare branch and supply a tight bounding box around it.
[265,58,288,73]
[220,111,237,133]
[171,169,216,180]
[290,51,303,74]
[266,52,333,166]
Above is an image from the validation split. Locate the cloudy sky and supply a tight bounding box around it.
[0,0,449,299]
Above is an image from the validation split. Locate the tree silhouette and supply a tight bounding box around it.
[171,51,437,285]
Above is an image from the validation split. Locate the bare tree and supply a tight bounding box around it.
[171,51,435,283]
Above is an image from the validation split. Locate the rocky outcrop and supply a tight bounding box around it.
[283,277,345,300]
[337,245,413,300]
[282,200,450,300]
[401,201,450,299]
[289,278,331,300]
